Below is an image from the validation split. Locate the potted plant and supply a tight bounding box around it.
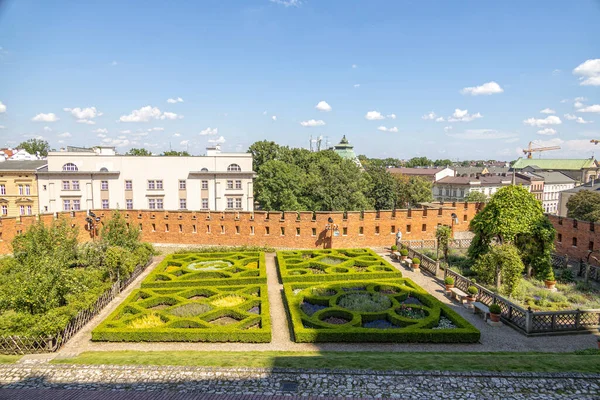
[412,257,421,270]
[400,248,409,261]
[391,245,398,253]
[489,303,502,322]
[544,269,557,290]
[466,286,478,303]
[444,276,454,291]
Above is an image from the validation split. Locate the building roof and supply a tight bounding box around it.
[512,157,598,170]
[560,180,600,194]
[525,171,575,184]
[331,136,362,168]
[387,167,445,176]
[452,166,510,176]
[436,174,529,186]
[0,160,47,171]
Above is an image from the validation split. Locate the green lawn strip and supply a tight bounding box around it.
[52,350,600,373]
[0,355,22,364]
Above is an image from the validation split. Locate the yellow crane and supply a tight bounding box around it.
[523,141,561,159]
[591,139,600,145]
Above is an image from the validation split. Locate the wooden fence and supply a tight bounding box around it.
[551,253,600,284]
[399,238,472,250]
[0,258,153,355]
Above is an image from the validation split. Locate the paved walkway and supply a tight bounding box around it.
[1,364,599,399]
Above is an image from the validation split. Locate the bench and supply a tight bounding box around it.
[472,301,490,321]
[449,287,468,303]
[391,252,400,260]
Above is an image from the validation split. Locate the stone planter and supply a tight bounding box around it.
[490,312,501,323]
[544,280,557,290]
[412,264,420,270]
[400,256,407,261]
[466,296,476,304]
[444,284,454,292]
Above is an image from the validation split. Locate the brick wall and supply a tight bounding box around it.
[548,214,600,266]
[0,203,482,254]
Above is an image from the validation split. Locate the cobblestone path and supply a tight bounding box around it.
[1,364,599,399]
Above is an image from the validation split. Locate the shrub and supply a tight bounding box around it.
[391,245,398,251]
[558,268,575,284]
[489,304,501,314]
[337,292,391,312]
[467,286,478,296]
[400,249,409,256]
[412,258,421,264]
[444,277,454,285]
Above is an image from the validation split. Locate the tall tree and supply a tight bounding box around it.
[364,165,398,210]
[125,148,152,156]
[433,159,453,167]
[465,191,488,203]
[471,243,525,294]
[404,157,433,168]
[254,160,305,211]
[566,190,600,222]
[17,139,50,157]
[394,175,433,208]
[161,150,191,156]
[248,140,287,174]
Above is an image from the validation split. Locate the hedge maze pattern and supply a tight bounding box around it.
[93,252,271,343]
[277,249,401,283]
[283,278,480,343]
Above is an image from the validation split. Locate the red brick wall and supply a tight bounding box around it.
[0,203,482,254]
[548,214,600,266]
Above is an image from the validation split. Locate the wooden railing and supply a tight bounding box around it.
[402,245,440,277]
[0,258,153,355]
[399,238,472,250]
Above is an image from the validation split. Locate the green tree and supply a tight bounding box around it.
[254,160,305,211]
[404,157,433,168]
[471,244,525,295]
[101,211,141,251]
[465,191,488,203]
[433,159,453,167]
[566,190,600,222]
[125,148,152,156]
[161,150,191,156]
[436,225,452,262]
[515,217,556,280]
[12,219,78,267]
[395,176,433,208]
[248,140,288,174]
[364,165,398,210]
[17,139,50,157]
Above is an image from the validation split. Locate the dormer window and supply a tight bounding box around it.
[227,164,241,172]
[100,167,108,172]
[62,163,78,171]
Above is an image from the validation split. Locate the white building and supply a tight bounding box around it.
[525,171,575,214]
[433,174,531,201]
[37,145,255,213]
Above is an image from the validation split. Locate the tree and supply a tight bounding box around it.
[566,191,600,222]
[364,165,398,210]
[248,141,288,174]
[436,225,452,262]
[17,139,50,157]
[433,159,453,167]
[101,211,141,251]
[126,148,152,156]
[465,191,488,203]
[395,176,433,208]
[471,244,525,295]
[161,150,191,156]
[254,160,305,211]
[404,157,433,168]
[515,217,556,280]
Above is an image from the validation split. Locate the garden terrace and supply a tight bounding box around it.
[283,279,479,343]
[143,252,266,288]
[92,284,271,343]
[276,249,401,283]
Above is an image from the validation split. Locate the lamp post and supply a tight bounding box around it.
[325,217,338,249]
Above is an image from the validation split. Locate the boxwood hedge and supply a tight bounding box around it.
[92,284,271,343]
[276,248,402,283]
[283,279,480,343]
[143,251,267,288]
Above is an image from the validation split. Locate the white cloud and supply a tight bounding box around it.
[354,84,360,88]
[262,111,267,115]
[315,101,332,112]
[118,135,127,139]
[300,119,326,127]
[63,106,102,120]
[531,138,598,155]
[32,113,59,122]
[102,137,130,147]
[0,125,4,129]
[147,127,164,132]
[120,130,132,134]
[111,61,118,66]
[578,105,600,113]
[132,131,148,137]
[43,126,52,132]
[167,97,184,104]
[575,96,587,102]
[377,126,398,132]
[272,115,277,121]
[352,64,357,69]
[552,69,561,76]
[365,111,384,120]
[58,140,64,144]
[573,59,600,86]
[57,132,72,138]
[386,113,397,119]
[93,128,108,134]
[180,140,189,146]
[435,117,445,122]
[523,115,562,127]
[540,108,555,114]
[447,109,483,122]
[574,101,585,109]
[460,81,504,96]
[564,114,577,120]
[565,114,593,124]
[208,136,226,144]
[199,127,218,136]
[421,111,437,120]
[446,129,518,140]
[77,119,96,125]
[160,112,183,120]
[97,133,107,138]
[504,138,519,143]
[119,106,162,122]
[0,101,6,113]
[443,126,453,133]
[270,0,301,6]
[537,128,557,135]
[173,133,181,137]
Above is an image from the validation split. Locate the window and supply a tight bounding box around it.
[179,180,186,190]
[62,163,78,171]
[100,167,108,172]
[71,181,79,190]
[201,167,208,172]
[265,226,270,235]
[62,181,70,190]
[557,233,562,243]
[375,226,380,235]
[572,237,577,247]
[227,163,241,172]
[391,225,396,233]
[312,227,317,236]
[1,205,7,215]
[165,224,169,232]
[250,226,255,235]
[149,199,156,209]
[125,180,132,190]
[359,227,364,235]
[227,180,233,189]
[193,224,197,233]
[201,198,209,209]
[102,199,109,209]
[235,198,242,209]
[179,224,183,233]
[422,224,427,232]
[207,225,211,233]
[0,185,5,195]
[179,198,187,209]
[25,185,31,195]
[126,199,133,210]
[18,185,23,195]
[227,197,234,209]
[157,199,164,209]
[235,180,242,189]
[148,180,156,190]
[406,224,411,233]
[156,180,163,189]
[101,181,108,190]
[463,214,468,222]
[281,227,285,236]
[201,180,208,189]
[343,227,348,236]
[221,225,225,234]
[43,185,47,191]
[589,241,594,251]
[236,225,240,234]
[19,205,24,215]
[573,220,578,229]
[63,199,71,211]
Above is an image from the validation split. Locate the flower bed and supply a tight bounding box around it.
[143,252,267,288]
[277,249,402,283]
[92,284,271,343]
[283,279,479,343]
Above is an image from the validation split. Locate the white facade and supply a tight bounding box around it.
[37,146,255,213]
[542,183,575,214]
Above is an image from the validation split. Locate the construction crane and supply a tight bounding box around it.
[591,139,600,145]
[523,141,561,159]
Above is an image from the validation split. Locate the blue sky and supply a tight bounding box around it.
[0,0,599,160]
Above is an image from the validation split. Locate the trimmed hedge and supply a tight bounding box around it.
[143,252,267,288]
[92,284,271,343]
[276,249,402,283]
[283,279,480,343]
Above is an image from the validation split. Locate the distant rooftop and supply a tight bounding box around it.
[512,157,598,170]
[0,160,47,171]
[388,167,446,176]
[561,180,600,194]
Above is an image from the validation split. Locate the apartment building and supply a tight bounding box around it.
[433,174,531,201]
[527,171,575,214]
[0,160,47,217]
[512,157,599,184]
[387,167,455,182]
[37,146,255,213]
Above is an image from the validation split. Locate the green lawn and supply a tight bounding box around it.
[53,350,600,373]
[0,355,21,364]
